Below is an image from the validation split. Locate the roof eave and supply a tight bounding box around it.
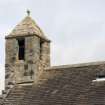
[5,34,51,42]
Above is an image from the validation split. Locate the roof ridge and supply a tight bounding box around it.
[46,61,105,70]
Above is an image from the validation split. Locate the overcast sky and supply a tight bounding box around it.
[1,0,105,93]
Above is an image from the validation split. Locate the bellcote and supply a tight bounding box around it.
[5,11,51,91]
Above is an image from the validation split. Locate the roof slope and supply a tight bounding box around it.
[6,16,49,41]
[3,62,105,105]
[3,85,32,105]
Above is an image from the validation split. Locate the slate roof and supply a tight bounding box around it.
[5,16,50,41]
[2,62,105,105]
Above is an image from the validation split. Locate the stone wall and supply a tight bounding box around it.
[5,35,50,93]
[41,41,50,67]
[5,38,17,93]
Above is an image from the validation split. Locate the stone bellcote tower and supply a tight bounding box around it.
[5,11,50,91]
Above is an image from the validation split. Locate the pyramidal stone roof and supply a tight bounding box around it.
[6,12,50,41]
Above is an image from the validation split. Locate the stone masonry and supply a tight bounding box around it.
[1,11,105,105]
[5,13,50,95]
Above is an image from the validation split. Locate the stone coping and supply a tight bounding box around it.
[46,61,105,70]
[18,83,33,86]
[17,81,34,86]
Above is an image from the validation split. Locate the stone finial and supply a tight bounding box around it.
[27,9,30,16]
